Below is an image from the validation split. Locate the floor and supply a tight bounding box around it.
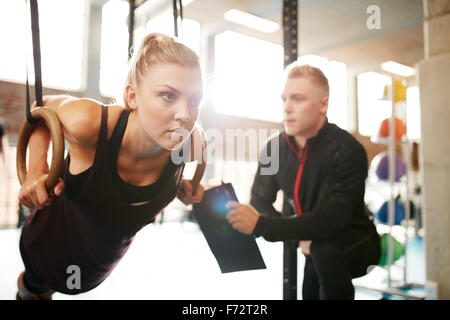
[0,217,425,300]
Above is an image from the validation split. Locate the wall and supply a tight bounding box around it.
[417,0,450,299]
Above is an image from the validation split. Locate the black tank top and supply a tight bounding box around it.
[64,109,177,204]
[21,105,185,294]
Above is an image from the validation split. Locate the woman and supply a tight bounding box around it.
[17,33,205,299]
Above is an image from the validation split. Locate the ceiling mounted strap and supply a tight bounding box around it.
[173,0,183,38]
[25,0,43,123]
[128,0,135,60]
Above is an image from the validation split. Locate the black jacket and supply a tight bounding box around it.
[252,120,376,242]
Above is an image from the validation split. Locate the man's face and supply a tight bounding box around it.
[281,76,328,137]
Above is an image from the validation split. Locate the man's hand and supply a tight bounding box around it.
[298,240,312,255]
[177,179,205,205]
[225,201,260,235]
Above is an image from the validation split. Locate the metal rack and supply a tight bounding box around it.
[356,77,425,300]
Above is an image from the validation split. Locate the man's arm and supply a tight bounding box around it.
[18,96,102,209]
[250,142,281,218]
[253,144,367,241]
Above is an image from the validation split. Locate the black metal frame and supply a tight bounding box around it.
[282,0,299,301]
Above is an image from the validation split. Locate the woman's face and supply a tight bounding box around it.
[130,62,203,150]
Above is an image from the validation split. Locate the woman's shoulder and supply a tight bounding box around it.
[56,98,102,146]
[57,99,125,147]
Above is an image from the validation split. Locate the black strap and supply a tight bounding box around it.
[25,0,43,124]
[172,0,183,37]
[173,0,178,37]
[178,0,183,21]
[282,0,299,301]
[128,0,135,60]
[108,109,130,160]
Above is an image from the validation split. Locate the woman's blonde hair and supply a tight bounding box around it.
[285,63,329,97]
[123,33,202,109]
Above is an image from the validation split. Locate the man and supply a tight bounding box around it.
[226,64,381,300]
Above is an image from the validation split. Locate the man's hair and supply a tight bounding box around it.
[285,63,329,97]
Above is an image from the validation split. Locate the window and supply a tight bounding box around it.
[99,1,201,98]
[212,31,284,123]
[406,86,421,140]
[99,0,129,98]
[212,33,348,126]
[357,72,420,139]
[145,13,201,55]
[357,72,392,137]
[0,0,86,91]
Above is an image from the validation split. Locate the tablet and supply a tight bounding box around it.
[192,182,266,273]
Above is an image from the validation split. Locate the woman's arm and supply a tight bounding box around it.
[18,96,102,209]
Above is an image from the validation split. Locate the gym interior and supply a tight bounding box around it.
[0,0,449,301]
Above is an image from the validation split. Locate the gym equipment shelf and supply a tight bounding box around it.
[355,77,425,300]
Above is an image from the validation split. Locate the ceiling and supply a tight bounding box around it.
[134,0,424,75]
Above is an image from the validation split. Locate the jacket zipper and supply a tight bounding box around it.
[285,134,309,215]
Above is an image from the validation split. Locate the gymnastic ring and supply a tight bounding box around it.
[16,107,65,191]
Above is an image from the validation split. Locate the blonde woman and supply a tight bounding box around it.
[17,33,205,299]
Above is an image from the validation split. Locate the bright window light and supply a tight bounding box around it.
[380,61,416,77]
[357,72,392,136]
[145,13,201,55]
[100,3,201,99]
[99,0,129,98]
[213,34,348,126]
[212,31,284,122]
[0,0,86,90]
[358,73,420,140]
[406,86,421,140]
[182,0,196,7]
[224,9,279,33]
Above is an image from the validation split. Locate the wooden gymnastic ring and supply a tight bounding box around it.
[16,107,65,191]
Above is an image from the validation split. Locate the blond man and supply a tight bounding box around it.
[226,64,381,300]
